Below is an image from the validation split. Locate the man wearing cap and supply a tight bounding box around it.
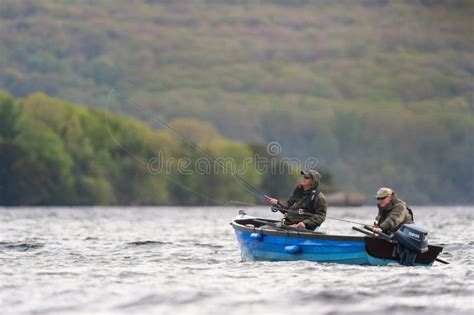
[373,187,414,234]
[264,170,327,231]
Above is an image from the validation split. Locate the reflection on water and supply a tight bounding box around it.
[0,206,472,314]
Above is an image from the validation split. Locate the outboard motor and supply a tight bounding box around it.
[393,224,429,266]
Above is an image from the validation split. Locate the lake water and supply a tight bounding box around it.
[0,206,472,315]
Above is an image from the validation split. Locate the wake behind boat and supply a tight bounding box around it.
[231,211,445,266]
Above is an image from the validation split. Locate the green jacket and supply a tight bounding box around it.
[375,192,414,234]
[281,170,327,230]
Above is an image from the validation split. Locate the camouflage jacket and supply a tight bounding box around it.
[375,193,414,234]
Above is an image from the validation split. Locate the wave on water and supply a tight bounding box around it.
[116,292,212,310]
[83,237,99,241]
[118,271,151,278]
[295,291,359,303]
[125,240,171,247]
[191,241,224,249]
[36,271,80,276]
[0,241,45,251]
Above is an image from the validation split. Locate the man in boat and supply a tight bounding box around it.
[372,187,414,234]
[264,170,327,231]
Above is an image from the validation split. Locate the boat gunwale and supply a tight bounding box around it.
[231,217,367,242]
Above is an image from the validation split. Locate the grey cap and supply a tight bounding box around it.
[374,187,393,199]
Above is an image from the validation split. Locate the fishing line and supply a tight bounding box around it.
[275,206,368,226]
[110,89,266,200]
[326,216,368,226]
[225,200,261,207]
[105,89,227,205]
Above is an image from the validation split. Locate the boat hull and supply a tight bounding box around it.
[234,229,371,265]
[232,216,441,266]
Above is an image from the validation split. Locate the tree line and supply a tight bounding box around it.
[0,92,339,206]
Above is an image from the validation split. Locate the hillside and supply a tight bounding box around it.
[0,0,473,203]
[2,92,330,205]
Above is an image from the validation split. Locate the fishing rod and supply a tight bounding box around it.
[231,201,370,227]
[271,205,369,226]
[109,89,267,200]
[326,216,370,226]
[229,202,370,227]
[225,200,261,207]
[109,90,359,215]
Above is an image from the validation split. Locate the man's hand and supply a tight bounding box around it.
[290,222,306,229]
[372,226,383,234]
[264,194,278,206]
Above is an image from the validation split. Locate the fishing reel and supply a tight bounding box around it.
[271,206,288,218]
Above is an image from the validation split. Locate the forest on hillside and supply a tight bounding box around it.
[0,0,472,203]
[1,92,340,205]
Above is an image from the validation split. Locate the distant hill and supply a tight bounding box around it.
[0,0,473,203]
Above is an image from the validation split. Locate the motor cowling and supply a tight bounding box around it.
[393,224,429,266]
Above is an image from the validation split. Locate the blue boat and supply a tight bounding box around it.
[231,212,444,266]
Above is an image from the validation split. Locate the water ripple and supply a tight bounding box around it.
[0,241,45,251]
[125,240,171,247]
[0,206,472,315]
